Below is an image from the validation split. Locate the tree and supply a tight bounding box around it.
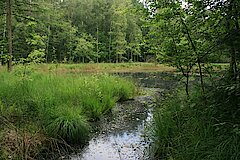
[6,0,13,71]
[126,4,143,62]
[1,0,146,64]
[110,0,129,62]
[144,0,240,94]
[144,0,198,95]
[74,34,95,63]
[0,3,6,65]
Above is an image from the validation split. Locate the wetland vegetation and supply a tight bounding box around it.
[1,0,240,159]
[0,67,136,159]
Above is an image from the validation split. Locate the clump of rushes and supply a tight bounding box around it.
[44,106,89,144]
[0,71,136,148]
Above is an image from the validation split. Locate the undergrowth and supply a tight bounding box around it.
[151,81,240,160]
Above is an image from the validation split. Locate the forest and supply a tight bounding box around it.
[0,0,147,66]
[0,0,240,159]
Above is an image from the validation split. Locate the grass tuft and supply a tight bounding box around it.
[44,106,89,143]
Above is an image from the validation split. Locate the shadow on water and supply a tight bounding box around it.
[116,72,178,89]
[69,72,178,160]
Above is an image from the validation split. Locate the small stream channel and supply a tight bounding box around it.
[69,72,177,160]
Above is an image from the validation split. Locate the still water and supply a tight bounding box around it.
[69,72,177,160]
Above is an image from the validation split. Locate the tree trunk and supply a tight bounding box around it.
[131,50,133,61]
[179,65,190,97]
[227,0,238,81]
[96,25,99,63]
[233,0,239,81]
[180,17,204,93]
[46,25,51,63]
[1,22,6,65]
[230,46,237,81]
[109,22,112,63]
[197,58,205,93]
[6,0,12,71]
[185,72,189,97]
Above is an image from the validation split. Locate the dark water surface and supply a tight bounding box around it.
[69,72,177,160]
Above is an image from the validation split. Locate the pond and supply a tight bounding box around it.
[68,72,177,160]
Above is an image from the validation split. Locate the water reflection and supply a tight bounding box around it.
[70,103,153,160]
[70,72,176,160]
[116,72,177,89]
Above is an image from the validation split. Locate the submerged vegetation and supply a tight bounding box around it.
[0,68,136,159]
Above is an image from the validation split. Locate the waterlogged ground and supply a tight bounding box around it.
[69,72,177,160]
[70,94,156,160]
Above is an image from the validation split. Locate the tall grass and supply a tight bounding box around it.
[0,69,136,157]
[151,86,240,160]
[44,106,89,143]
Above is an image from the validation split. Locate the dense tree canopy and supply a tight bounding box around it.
[0,0,147,64]
[0,0,239,70]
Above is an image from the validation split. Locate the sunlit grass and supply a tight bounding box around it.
[32,62,176,74]
[0,68,136,157]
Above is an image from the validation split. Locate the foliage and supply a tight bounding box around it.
[144,1,240,158]
[1,0,240,158]
[27,49,46,63]
[143,0,240,94]
[0,0,145,64]
[74,34,96,63]
[0,70,136,118]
